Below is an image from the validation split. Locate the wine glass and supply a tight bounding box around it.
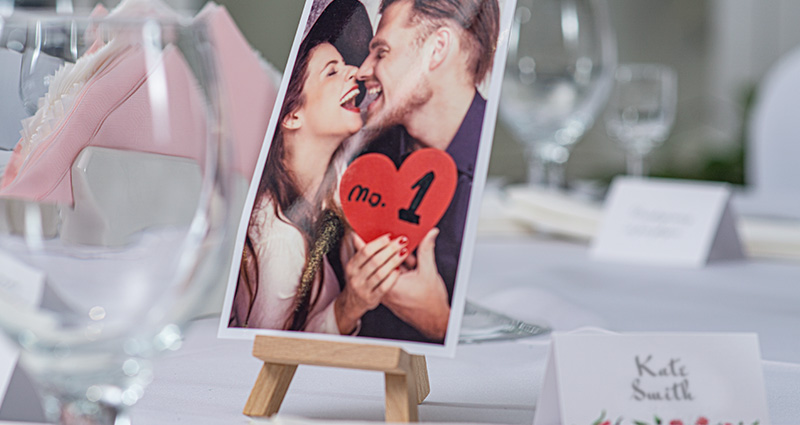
[500,0,616,189]
[0,12,233,424]
[605,63,678,177]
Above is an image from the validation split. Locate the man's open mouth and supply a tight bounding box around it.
[340,86,361,113]
[360,85,383,111]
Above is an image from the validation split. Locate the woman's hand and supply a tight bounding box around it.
[335,233,409,334]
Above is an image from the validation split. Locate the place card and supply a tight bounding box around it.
[0,252,45,409]
[591,177,743,267]
[533,333,770,425]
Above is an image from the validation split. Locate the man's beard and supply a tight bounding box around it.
[362,77,433,141]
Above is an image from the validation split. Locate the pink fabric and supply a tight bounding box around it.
[0,5,277,205]
[0,5,107,185]
[198,4,278,178]
[85,4,110,54]
[0,45,207,204]
[1,143,24,188]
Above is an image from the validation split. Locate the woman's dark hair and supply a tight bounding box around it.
[233,0,371,332]
[262,36,328,242]
[239,37,345,332]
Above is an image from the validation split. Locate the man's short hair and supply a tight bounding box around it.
[381,0,500,85]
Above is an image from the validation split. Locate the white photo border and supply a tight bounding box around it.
[218,0,519,358]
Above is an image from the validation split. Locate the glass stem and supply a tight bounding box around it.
[626,150,647,177]
[545,160,566,191]
[525,146,547,187]
[525,144,570,189]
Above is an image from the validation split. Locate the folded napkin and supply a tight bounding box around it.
[1,13,114,186]
[0,0,278,205]
[0,42,207,205]
[197,2,280,179]
[106,0,181,18]
[480,184,800,261]
[505,186,600,241]
[738,217,800,260]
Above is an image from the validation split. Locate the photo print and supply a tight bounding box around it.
[219,0,517,356]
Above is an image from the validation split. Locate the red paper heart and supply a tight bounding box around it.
[339,148,457,252]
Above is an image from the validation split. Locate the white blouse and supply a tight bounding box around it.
[245,195,341,334]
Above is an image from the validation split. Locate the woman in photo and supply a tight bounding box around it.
[230,0,409,335]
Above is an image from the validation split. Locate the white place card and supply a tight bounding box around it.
[534,333,770,425]
[591,177,743,267]
[0,253,45,410]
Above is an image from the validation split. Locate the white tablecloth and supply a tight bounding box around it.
[2,238,799,424]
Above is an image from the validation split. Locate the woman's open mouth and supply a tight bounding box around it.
[340,86,361,113]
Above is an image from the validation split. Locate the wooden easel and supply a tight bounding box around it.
[243,335,431,422]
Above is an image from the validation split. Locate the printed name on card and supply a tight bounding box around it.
[533,333,770,425]
[591,177,743,267]
[0,252,45,410]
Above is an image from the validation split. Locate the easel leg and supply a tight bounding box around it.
[411,355,430,404]
[384,371,418,422]
[243,362,298,417]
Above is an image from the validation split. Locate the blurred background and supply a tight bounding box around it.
[25,0,800,188]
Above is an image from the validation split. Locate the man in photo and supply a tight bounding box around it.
[353,0,501,343]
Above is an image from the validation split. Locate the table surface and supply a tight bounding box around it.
[2,237,799,424]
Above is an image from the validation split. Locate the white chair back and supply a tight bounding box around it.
[740,46,800,218]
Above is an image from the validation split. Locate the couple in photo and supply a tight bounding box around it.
[229,0,500,345]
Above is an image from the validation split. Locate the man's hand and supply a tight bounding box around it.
[382,228,450,341]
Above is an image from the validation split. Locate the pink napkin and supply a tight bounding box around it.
[198,3,278,179]
[0,3,277,205]
[0,44,207,204]
[0,4,109,188]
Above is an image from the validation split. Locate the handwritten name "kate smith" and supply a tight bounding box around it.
[631,355,694,402]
